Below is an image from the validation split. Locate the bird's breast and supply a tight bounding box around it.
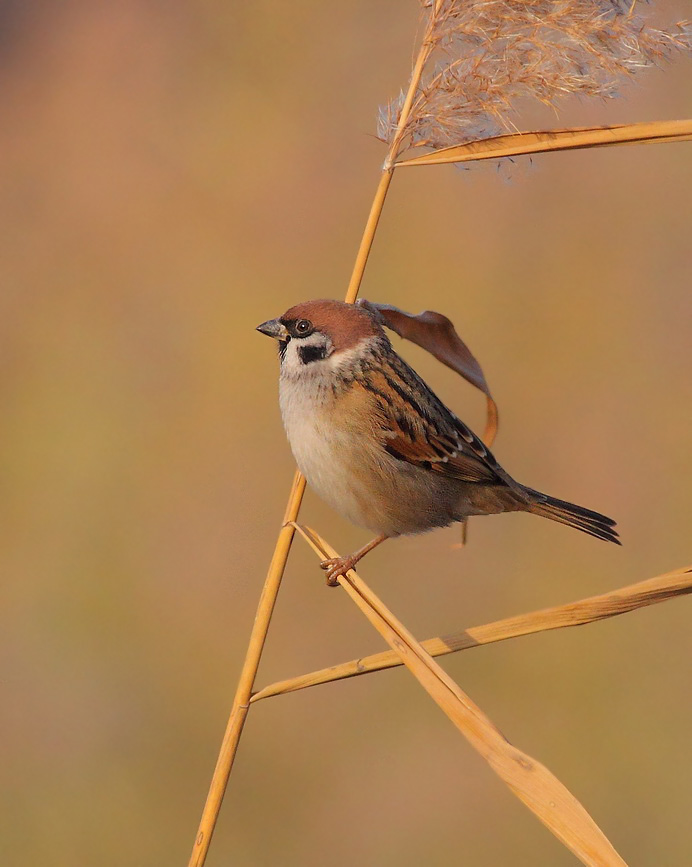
[277,372,461,537]
[279,375,378,527]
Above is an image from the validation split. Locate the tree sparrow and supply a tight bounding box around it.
[257,300,619,584]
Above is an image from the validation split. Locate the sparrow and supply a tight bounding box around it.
[257,299,619,585]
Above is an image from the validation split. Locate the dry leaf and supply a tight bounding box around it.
[291,525,628,867]
[251,564,692,702]
[358,299,498,445]
[395,120,692,167]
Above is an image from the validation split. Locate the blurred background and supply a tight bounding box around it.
[0,1,690,864]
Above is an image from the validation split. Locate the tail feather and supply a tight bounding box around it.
[525,489,620,545]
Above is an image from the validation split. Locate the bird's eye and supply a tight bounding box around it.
[295,319,312,336]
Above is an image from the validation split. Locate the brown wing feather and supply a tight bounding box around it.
[354,349,522,491]
[384,424,497,483]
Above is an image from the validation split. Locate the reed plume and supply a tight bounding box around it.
[379,0,691,153]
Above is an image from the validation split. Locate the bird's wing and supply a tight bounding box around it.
[356,352,518,488]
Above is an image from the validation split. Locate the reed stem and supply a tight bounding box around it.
[187,8,438,866]
[250,564,692,703]
[188,472,306,866]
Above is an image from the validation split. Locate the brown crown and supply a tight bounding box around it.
[280,299,383,350]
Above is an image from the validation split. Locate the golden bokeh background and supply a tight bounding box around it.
[1,2,690,865]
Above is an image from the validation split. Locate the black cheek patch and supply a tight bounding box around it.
[298,344,327,365]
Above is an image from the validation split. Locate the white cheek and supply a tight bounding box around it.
[280,333,332,376]
[281,340,302,372]
[324,341,373,372]
[281,335,379,379]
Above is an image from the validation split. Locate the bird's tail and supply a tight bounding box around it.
[524,488,620,545]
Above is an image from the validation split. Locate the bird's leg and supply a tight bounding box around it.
[320,534,388,587]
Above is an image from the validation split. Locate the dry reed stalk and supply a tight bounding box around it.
[187,8,443,866]
[251,564,692,702]
[187,470,305,866]
[292,524,628,867]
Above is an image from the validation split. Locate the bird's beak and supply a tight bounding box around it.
[256,318,289,340]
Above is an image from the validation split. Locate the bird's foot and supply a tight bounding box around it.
[319,535,389,587]
[320,556,357,587]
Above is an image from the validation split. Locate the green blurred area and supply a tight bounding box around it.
[0,2,690,865]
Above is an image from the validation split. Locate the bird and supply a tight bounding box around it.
[257,299,619,585]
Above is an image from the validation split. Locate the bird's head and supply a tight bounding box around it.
[256,299,384,372]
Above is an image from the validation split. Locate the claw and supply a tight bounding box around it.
[317,535,388,588]
[320,557,352,587]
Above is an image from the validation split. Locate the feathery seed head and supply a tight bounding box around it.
[378,0,691,154]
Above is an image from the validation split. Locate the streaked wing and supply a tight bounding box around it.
[355,350,518,489]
